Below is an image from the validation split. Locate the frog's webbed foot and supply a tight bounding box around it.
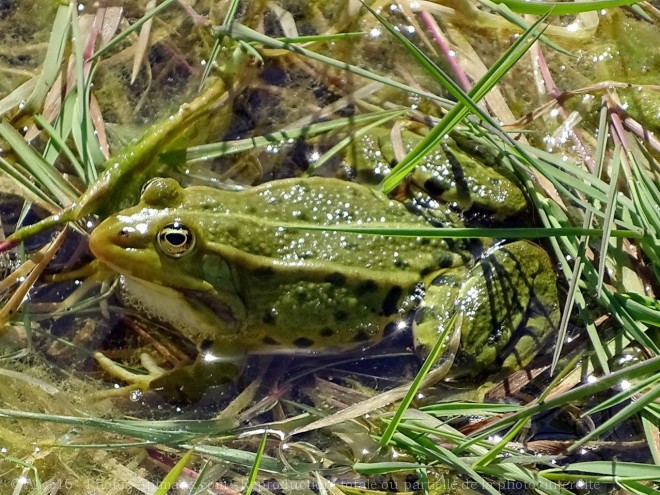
[94,348,246,402]
[94,352,166,396]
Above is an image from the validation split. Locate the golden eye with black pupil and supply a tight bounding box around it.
[157,222,195,258]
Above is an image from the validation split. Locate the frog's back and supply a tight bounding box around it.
[207,177,419,225]
[186,177,464,279]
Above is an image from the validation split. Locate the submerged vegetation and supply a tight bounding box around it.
[0,0,659,494]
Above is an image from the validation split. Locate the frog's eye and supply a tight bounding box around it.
[157,222,196,258]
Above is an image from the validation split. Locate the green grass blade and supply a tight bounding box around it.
[473,418,528,469]
[286,225,643,240]
[163,109,407,163]
[420,403,523,416]
[353,462,426,474]
[244,431,268,495]
[154,448,194,495]
[582,373,658,416]
[0,122,78,205]
[379,313,458,447]
[24,4,71,112]
[459,355,660,449]
[542,460,660,480]
[33,114,85,180]
[617,479,660,495]
[551,213,590,374]
[492,0,642,15]
[0,156,59,210]
[566,382,660,453]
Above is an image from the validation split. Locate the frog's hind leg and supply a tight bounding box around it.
[413,241,559,380]
[447,240,560,377]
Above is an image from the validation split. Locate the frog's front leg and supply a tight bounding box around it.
[414,241,559,377]
[95,342,247,402]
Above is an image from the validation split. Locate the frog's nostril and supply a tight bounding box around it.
[115,226,136,246]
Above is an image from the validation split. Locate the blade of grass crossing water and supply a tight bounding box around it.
[200,39,222,89]
[596,158,621,293]
[379,313,458,446]
[542,460,660,480]
[582,373,659,416]
[221,23,449,105]
[167,109,407,163]
[245,431,268,495]
[551,211,591,375]
[200,0,241,87]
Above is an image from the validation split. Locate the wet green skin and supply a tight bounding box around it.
[89,153,559,398]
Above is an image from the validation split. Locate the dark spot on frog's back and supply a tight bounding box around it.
[438,256,455,269]
[352,329,372,342]
[423,178,446,196]
[320,327,335,337]
[382,286,403,316]
[293,337,315,348]
[325,272,347,286]
[262,336,279,345]
[420,266,436,278]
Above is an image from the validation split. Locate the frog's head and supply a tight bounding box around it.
[89,178,223,293]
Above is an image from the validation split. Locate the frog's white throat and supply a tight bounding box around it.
[118,275,237,342]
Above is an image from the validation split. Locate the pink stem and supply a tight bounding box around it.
[419,11,472,91]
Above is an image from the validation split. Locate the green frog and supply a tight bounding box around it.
[88,133,560,399]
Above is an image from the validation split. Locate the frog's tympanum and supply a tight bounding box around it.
[89,135,560,399]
